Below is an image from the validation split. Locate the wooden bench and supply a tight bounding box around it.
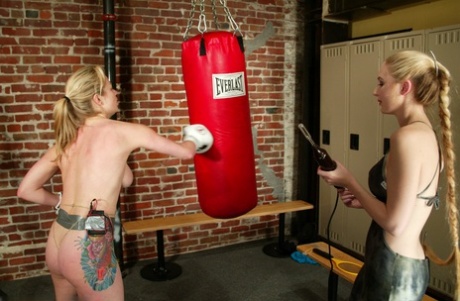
[123,200,314,281]
[297,241,437,301]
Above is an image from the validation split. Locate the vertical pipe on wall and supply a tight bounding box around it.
[102,0,125,274]
[103,0,116,86]
[295,1,323,244]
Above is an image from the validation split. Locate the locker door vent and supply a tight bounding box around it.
[322,228,340,242]
[351,241,365,254]
[389,37,417,51]
[325,47,343,58]
[430,276,453,295]
[434,30,460,45]
[353,43,375,55]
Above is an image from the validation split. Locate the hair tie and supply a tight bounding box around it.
[63,96,73,106]
[429,50,439,77]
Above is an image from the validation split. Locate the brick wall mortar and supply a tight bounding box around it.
[0,0,305,280]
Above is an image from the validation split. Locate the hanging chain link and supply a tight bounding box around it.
[211,0,220,30]
[197,0,207,34]
[183,0,242,40]
[219,0,241,36]
[183,0,197,40]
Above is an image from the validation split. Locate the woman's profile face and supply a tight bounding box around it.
[100,77,120,117]
[373,63,403,115]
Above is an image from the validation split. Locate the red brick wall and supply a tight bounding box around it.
[0,0,304,280]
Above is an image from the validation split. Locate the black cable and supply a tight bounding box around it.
[326,189,340,272]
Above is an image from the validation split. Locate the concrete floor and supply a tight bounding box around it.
[0,239,352,301]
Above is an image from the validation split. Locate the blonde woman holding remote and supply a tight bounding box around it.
[318,50,459,301]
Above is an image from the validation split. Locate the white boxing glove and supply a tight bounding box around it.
[183,124,214,154]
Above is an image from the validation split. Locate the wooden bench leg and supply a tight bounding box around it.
[140,230,182,281]
[263,213,291,257]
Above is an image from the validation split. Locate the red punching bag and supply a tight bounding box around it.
[182,31,258,219]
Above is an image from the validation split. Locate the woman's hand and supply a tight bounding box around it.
[338,188,363,209]
[316,160,352,188]
[317,161,362,208]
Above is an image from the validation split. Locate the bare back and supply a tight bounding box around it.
[58,117,129,217]
[384,122,440,258]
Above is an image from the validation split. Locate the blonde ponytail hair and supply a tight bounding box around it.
[387,50,459,299]
[53,66,106,161]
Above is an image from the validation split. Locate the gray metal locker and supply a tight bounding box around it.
[319,42,349,245]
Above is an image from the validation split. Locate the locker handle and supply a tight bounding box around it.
[322,130,330,145]
[350,134,359,150]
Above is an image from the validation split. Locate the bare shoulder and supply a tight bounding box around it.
[44,144,58,156]
[390,123,436,160]
[43,145,59,164]
[111,119,154,137]
[106,119,160,150]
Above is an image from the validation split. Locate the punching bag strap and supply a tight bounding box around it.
[200,37,206,56]
[236,35,244,53]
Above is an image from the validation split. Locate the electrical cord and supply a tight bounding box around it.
[326,189,340,272]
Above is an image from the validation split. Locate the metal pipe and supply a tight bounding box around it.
[102,0,125,274]
[103,0,116,87]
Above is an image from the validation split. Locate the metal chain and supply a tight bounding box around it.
[183,0,242,40]
[183,0,197,40]
[197,0,207,34]
[211,0,220,30]
[219,0,241,36]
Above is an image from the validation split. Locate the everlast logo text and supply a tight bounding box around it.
[215,75,243,96]
[212,72,246,99]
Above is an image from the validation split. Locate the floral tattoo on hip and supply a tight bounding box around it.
[76,231,118,291]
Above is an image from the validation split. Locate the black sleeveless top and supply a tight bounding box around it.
[368,152,440,208]
[368,155,389,202]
